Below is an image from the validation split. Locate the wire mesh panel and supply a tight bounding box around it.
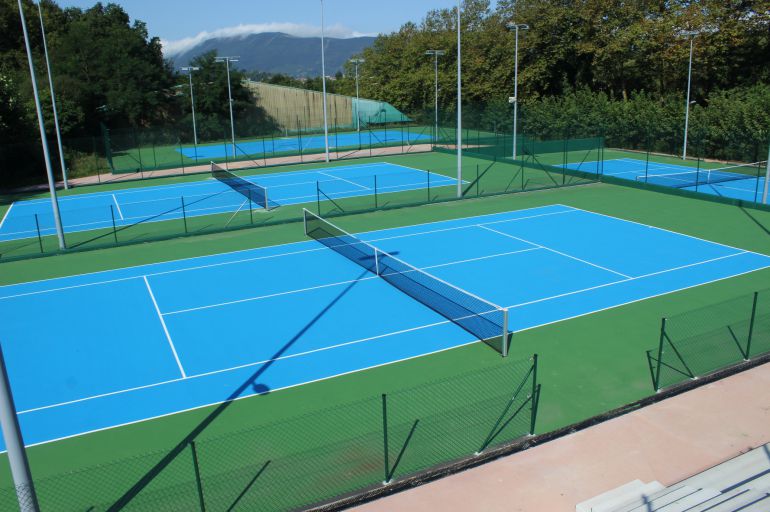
[0,357,538,512]
[211,162,269,210]
[647,289,770,391]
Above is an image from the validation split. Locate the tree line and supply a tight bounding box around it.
[2,0,770,187]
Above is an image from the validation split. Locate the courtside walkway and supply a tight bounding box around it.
[355,363,770,511]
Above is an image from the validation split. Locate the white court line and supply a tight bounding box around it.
[162,246,543,316]
[16,246,765,423]
[0,205,577,292]
[0,202,14,230]
[511,251,747,310]
[478,224,633,279]
[143,276,186,378]
[0,208,572,301]
[316,170,370,191]
[111,194,124,220]
[561,205,761,255]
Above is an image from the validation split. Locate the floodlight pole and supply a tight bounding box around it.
[0,336,39,512]
[320,0,330,162]
[350,58,365,132]
[681,31,698,160]
[507,23,529,161]
[19,0,65,250]
[37,1,68,190]
[216,56,239,158]
[181,67,200,146]
[456,0,462,198]
[425,50,445,144]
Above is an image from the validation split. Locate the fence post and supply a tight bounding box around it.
[374,175,378,209]
[381,393,390,484]
[181,197,188,234]
[476,164,480,197]
[427,170,431,203]
[694,157,702,193]
[190,441,206,512]
[746,291,759,359]
[653,318,666,391]
[529,354,539,435]
[248,190,254,225]
[109,205,118,244]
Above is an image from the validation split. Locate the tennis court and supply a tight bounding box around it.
[177,129,433,160]
[0,162,455,242]
[0,203,768,451]
[565,157,768,203]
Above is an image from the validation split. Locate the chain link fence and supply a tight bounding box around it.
[0,356,539,512]
[646,289,770,391]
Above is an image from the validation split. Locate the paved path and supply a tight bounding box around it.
[355,363,770,511]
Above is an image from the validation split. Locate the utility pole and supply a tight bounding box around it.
[425,50,445,144]
[350,58,365,132]
[215,56,239,158]
[506,23,529,160]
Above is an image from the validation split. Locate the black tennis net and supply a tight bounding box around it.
[304,209,509,355]
[636,162,761,189]
[211,162,269,209]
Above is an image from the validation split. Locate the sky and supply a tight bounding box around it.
[56,0,475,55]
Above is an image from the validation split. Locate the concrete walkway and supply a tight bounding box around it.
[355,363,770,511]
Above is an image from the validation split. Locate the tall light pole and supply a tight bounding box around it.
[37,1,68,190]
[19,0,65,250]
[425,50,445,144]
[350,58,365,132]
[320,0,330,162]
[181,67,200,146]
[215,56,239,158]
[506,23,529,161]
[679,30,698,160]
[456,0,462,198]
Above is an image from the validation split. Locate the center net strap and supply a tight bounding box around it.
[211,162,270,210]
[304,209,509,356]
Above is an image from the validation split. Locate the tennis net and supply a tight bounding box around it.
[304,209,509,356]
[211,162,269,210]
[636,162,761,189]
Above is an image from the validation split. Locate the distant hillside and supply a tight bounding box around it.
[169,32,375,77]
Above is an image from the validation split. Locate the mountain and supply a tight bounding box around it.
[169,32,376,77]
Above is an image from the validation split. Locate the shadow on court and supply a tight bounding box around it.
[739,207,770,238]
[106,268,370,511]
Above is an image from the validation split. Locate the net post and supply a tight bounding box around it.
[374,175,378,209]
[109,205,118,244]
[303,209,309,236]
[181,196,188,234]
[746,291,759,359]
[33,214,43,253]
[381,393,390,484]
[501,308,509,357]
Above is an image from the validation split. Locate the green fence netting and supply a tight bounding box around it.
[0,356,539,512]
[646,289,770,391]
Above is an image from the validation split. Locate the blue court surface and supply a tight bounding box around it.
[1,204,769,449]
[565,157,768,203]
[0,163,455,242]
[178,130,432,160]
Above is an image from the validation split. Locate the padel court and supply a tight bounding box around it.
[0,162,455,242]
[0,204,768,450]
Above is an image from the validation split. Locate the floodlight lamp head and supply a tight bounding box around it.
[506,22,530,30]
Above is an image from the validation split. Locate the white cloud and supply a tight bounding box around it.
[162,23,374,56]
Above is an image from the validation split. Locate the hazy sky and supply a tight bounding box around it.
[55,1,479,55]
